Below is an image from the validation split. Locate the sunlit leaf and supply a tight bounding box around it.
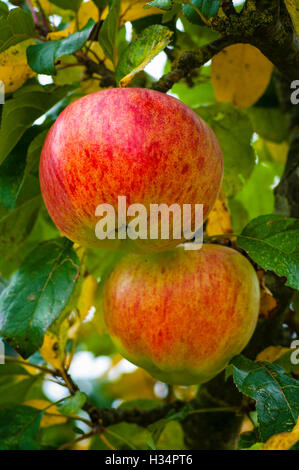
[116,24,172,86]
[27,19,95,75]
[212,44,273,109]
[0,238,80,358]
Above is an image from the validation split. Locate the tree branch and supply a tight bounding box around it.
[211,0,299,80]
[153,0,299,92]
[152,35,236,93]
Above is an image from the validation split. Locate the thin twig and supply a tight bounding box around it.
[152,35,235,93]
[3,356,55,375]
[188,406,240,415]
[58,431,94,450]
[99,433,117,450]
[25,0,39,26]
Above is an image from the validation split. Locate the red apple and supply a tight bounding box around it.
[103,245,260,385]
[40,88,223,252]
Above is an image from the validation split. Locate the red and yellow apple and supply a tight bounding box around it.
[39,88,223,253]
[103,245,260,385]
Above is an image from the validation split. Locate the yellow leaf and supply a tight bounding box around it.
[77,275,98,322]
[53,55,85,86]
[101,1,162,24]
[211,44,274,109]
[206,188,233,236]
[256,346,290,363]
[86,41,114,71]
[40,313,72,371]
[81,77,102,94]
[265,140,289,164]
[256,270,279,320]
[0,40,35,94]
[262,417,299,450]
[47,28,74,40]
[173,385,198,401]
[105,365,158,401]
[24,399,67,427]
[32,0,51,10]
[284,0,299,37]
[50,1,99,38]
[78,1,100,28]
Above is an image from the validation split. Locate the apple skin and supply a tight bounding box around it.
[39,88,223,253]
[103,244,260,385]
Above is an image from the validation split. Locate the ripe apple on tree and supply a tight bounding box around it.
[102,244,260,385]
[39,88,223,253]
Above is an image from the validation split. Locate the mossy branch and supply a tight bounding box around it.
[152,35,236,93]
[153,0,299,92]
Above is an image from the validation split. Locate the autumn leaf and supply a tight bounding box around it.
[265,140,289,165]
[256,270,279,320]
[102,0,162,23]
[256,346,290,364]
[40,326,68,370]
[23,400,67,428]
[77,275,98,322]
[262,417,299,450]
[206,188,233,236]
[211,44,274,109]
[104,362,158,401]
[0,40,35,93]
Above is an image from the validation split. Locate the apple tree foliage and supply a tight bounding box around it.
[0,0,298,450]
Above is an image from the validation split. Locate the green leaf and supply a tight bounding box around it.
[98,0,121,64]
[0,83,72,164]
[156,421,185,450]
[182,0,220,24]
[49,0,83,11]
[91,422,150,450]
[231,355,299,442]
[0,405,42,450]
[0,8,36,53]
[237,430,260,449]
[233,156,284,222]
[27,19,95,75]
[0,1,8,19]
[0,195,41,254]
[237,214,299,290]
[147,404,190,447]
[115,24,173,86]
[58,392,87,416]
[172,78,215,107]
[0,376,38,405]
[0,362,31,377]
[23,128,50,182]
[0,238,80,358]
[147,0,173,9]
[0,127,41,210]
[92,0,108,11]
[246,107,288,143]
[195,103,255,197]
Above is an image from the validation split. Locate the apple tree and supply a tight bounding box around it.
[0,0,298,451]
